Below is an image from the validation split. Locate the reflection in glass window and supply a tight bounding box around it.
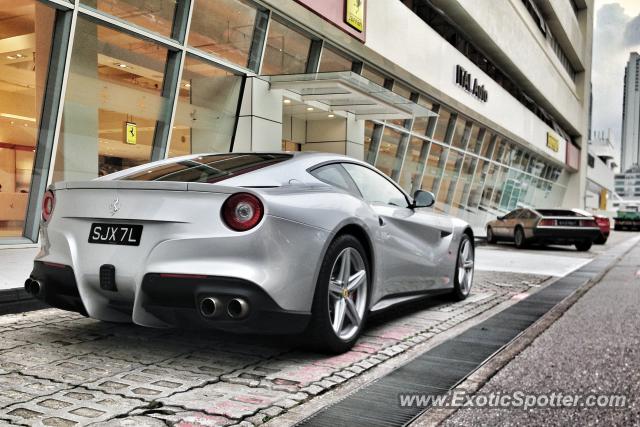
[480,132,497,159]
[421,143,448,195]
[54,18,170,181]
[375,127,404,177]
[364,120,380,165]
[82,0,178,38]
[411,97,434,137]
[451,120,471,150]
[480,163,498,209]
[491,166,509,209]
[361,65,386,86]
[467,159,488,210]
[0,0,54,238]
[169,55,243,157]
[435,149,463,212]
[450,154,477,215]
[318,47,352,72]
[510,147,524,168]
[188,0,258,67]
[261,20,311,75]
[466,126,485,154]
[432,107,452,143]
[399,137,430,194]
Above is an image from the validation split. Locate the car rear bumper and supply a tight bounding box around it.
[27,261,310,334]
[532,227,601,243]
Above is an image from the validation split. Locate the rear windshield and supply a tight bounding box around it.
[119,153,292,183]
[536,209,581,217]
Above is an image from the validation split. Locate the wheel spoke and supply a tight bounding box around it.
[464,260,474,269]
[345,297,361,326]
[329,281,343,298]
[347,270,366,291]
[339,249,351,285]
[332,299,346,333]
[462,241,469,259]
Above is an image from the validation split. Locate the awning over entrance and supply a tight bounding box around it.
[268,71,436,120]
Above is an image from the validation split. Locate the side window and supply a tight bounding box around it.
[503,210,520,219]
[518,210,535,219]
[342,163,409,208]
[310,164,360,196]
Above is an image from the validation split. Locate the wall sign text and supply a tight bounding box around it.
[455,65,488,102]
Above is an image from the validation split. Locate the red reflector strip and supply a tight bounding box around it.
[159,273,208,279]
[43,262,66,269]
[581,220,598,227]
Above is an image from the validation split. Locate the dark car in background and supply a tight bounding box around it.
[486,208,601,251]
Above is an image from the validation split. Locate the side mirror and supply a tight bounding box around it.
[412,190,435,208]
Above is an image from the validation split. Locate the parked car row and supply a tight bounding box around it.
[485,208,609,251]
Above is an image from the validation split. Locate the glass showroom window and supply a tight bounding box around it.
[364,121,378,164]
[0,0,54,238]
[318,46,352,72]
[450,117,469,150]
[421,143,448,195]
[261,19,311,75]
[168,55,243,157]
[450,154,477,215]
[80,0,178,38]
[480,162,498,209]
[410,97,434,137]
[467,159,488,210]
[188,0,258,68]
[399,136,429,193]
[375,126,403,177]
[54,18,170,182]
[491,166,509,209]
[466,125,485,154]
[432,106,453,143]
[435,149,463,211]
[480,132,497,159]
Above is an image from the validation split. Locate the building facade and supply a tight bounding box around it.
[621,52,640,172]
[587,129,617,212]
[0,0,593,254]
[615,165,640,201]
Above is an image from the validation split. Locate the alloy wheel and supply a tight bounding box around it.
[328,247,368,341]
[457,238,474,295]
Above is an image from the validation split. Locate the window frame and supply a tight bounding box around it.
[307,160,413,208]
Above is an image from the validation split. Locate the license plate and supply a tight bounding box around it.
[557,219,578,226]
[89,223,143,246]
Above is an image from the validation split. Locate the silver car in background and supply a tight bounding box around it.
[27,152,474,353]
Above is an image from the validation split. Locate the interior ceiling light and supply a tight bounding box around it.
[283,99,291,104]
[306,107,314,111]
[0,113,36,122]
[328,114,335,118]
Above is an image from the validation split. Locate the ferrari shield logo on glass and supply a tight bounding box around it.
[109,197,120,216]
[125,122,137,145]
[345,0,365,32]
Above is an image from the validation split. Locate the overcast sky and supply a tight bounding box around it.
[592,0,640,148]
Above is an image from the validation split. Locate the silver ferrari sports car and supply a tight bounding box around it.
[27,152,474,352]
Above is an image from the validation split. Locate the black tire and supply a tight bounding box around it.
[594,233,607,245]
[514,226,527,249]
[575,241,592,251]
[451,234,474,301]
[486,226,496,244]
[306,234,370,354]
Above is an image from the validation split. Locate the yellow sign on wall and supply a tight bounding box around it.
[599,189,608,211]
[345,0,365,32]
[125,122,137,145]
[546,133,559,152]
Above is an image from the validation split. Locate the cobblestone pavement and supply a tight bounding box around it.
[0,271,549,426]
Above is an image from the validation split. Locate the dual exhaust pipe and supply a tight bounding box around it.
[200,296,249,319]
[24,278,42,297]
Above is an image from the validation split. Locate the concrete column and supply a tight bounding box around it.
[302,114,365,160]
[234,77,282,152]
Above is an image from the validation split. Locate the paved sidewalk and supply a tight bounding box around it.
[442,241,640,426]
[0,271,546,426]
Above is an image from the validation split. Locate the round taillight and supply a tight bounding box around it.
[42,190,55,222]
[222,193,264,231]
